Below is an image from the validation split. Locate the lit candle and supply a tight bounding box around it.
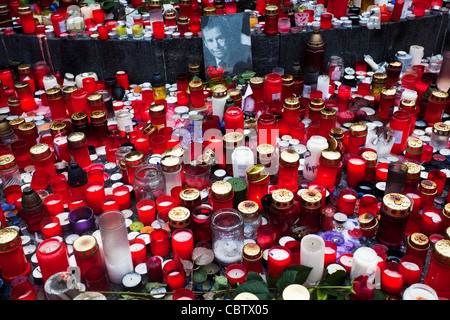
[316,75,330,100]
[400,255,423,286]
[40,216,63,239]
[402,283,439,300]
[338,253,353,274]
[380,262,404,295]
[163,259,185,290]
[336,188,358,216]
[421,207,442,235]
[85,182,105,215]
[324,241,337,267]
[112,185,131,210]
[171,228,194,261]
[43,194,65,216]
[375,162,389,182]
[149,229,170,257]
[102,195,120,212]
[36,238,70,284]
[350,247,379,280]
[129,238,147,267]
[226,264,248,285]
[346,155,366,188]
[0,228,32,282]
[300,234,325,286]
[136,199,156,226]
[267,246,291,279]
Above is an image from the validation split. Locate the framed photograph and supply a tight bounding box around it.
[201,12,253,79]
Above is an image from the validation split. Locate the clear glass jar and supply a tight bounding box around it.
[115,110,133,133]
[238,200,261,240]
[211,208,244,265]
[430,122,450,151]
[133,164,167,202]
[326,55,344,81]
[160,155,182,195]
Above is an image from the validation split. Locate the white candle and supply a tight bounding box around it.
[43,75,59,90]
[316,75,330,100]
[401,261,420,271]
[173,230,192,242]
[44,222,58,229]
[158,201,172,207]
[227,268,246,279]
[409,45,424,66]
[350,247,379,280]
[401,89,418,102]
[282,284,310,300]
[231,146,255,179]
[105,259,134,284]
[300,234,325,286]
[130,243,145,252]
[403,283,439,300]
[269,247,290,260]
[303,135,328,181]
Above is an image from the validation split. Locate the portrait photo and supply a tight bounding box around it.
[201,12,253,79]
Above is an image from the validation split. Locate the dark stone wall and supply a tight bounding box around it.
[0,13,448,84]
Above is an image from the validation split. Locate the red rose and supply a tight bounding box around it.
[349,275,374,300]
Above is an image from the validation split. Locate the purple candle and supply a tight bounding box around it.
[69,206,95,235]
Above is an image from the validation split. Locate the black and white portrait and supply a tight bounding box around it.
[201,12,253,79]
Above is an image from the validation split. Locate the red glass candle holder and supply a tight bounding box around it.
[357,194,379,216]
[71,88,89,113]
[129,238,147,267]
[10,281,36,300]
[137,199,156,226]
[0,228,32,282]
[40,216,63,239]
[50,176,70,204]
[173,288,195,300]
[337,188,358,216]
[150,228,170,257]
[224,107,244,133]
[389,110,411,154]
[324,240,337,267]
[112,185,131,210]
[152,21,165,39]
[267,245,291,279]
[427,170,447,195]
[400,254,423,286]
[85,266,110,292]
[156,195,175,213]
[375,162,389,182]
[338,253,353,274]
[171,228,194,261]
[102,195,120,212]
[163,259,186,290]
[421,206,443,236]
[36,238,70,284]
[381,261,404,295]
[85,182,105,215]
[320,12,333,29]
[43,193,64,216]
[150,134,167,155]
[226,264,248,285]
[346,155,366,188]
[257,224,278,250]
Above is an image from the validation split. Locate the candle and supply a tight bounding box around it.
[122,272,143,291]
[300,234,325,286]
[257,224,278,251]
[381,262,404,295]
[40,216,63,239]
[226,264,248,285]
[85,182,105,215]
[409,45,424,66]
[402,283,439,300]
[129,238,147,267]
[303,135,329,181]
[149,229,170,257]
[421,207,442,235]
[69,206,95,235]
[112,185,131,210]
[173,288,195,300]
[346,155,366,188]
[336,188,358,216]
[0,228,32,282]
[400,255,423,286]
[338,253,353,274]
[316,75,330,100]
[43,194,65,216]
[102,195,120,212]
[267,246,291,279]
[146,256,164,283]
[171,228,194,261]
[72,235,103,282]
[163,259,185,290]
[36,238,70,284]
[324,241,337,267]
[136,199,156,226]
[10,281,36,300]
[156,195,175,213]
[375,162,389,182]
[350,247,379,280]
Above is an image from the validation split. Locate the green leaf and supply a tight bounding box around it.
[316,288,328,300]
[285,265,313,285]
[240,70,256,80]
[276,270,298,293]
[225,75,233,85]
[246,272,264,282]
[101,1,115,10]
[193,266,208,283]
[211,275,228,291]
[192,247,215,266]
[145,282,165,292]
[231,280,271,300]
[373,289,388,300]
[322,270,347,286]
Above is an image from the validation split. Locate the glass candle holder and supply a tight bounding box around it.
[18,5,36,34]
[67,132,92,169]
[0,228,31,282]
[129,238,147,267]
[36,238,70,284]
[30,143,56,180]
[112,185,131,210]
[210,180,234,212]
[400,254,423,286]
[298,188,323,233]
[267,189,299,236]
[69,206,95,235]
[430,122,450,151]
[40,216,63,239]
[336,188,358,216]
[417,180,437,209]
[384,161,408,195]
[10,281,36,300]
[315,149,341,192]
[381,262,404,295]
[424,90,448,125]
[85,266,110,292]
[149,228,170,257]
[191,204,213,242]
[320,12,333,29]
[85,182,105,215]
[171,228,194,261]
[346,155,366,188]
[15,82,37,112]
[136,199,156,226]
[389,110,411,155]
[267,245,291,278]
[347,122,367,155]
[98,210,134,284]
[132,164,166,202]
[163,259,185,290]
[72,235,103,282]
[277,150,300,193]
[264,5,279,35]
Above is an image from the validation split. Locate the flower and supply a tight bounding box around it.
[349,275,374,300]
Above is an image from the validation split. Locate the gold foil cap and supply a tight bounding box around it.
[62,86,78,98]
[15,82,30,93]
[223,131,244,149]
[388,61,403,70]
[430,90,448,103]
[71,111,88,125]
[405,162,421,180]
[211,180,233,201]
[444,203,450,218]
[125,151,145,167]
[329,127,344,140]
[0,154,17,171]
[18,122,37,135]
[87,93,103,106]
[265,4,278,15]
[418,180,437,195]
[358,213,377,229]
[18,64,31,74]
[381,88,396,98]
[350,122,368,137]
[189,79,203,91]
[257,144,275,161]
[212,85,227,98]
[433,122,450,136]
[309,98,325,111]
[9,117,25,130]
[0,228,21,252]
[178,15,189,24]
[250,77,264,88]
[30,143,52,160]
[203,6,216,15]
[361,150,377,167]
[399,99,416,109]
[372,72,387,82]
[246,164,269,183]
[164,9,176,18]
[283,97,300,110]
[279,149,299,168]
[46,88,63,100]
[49,121,67,136]
[299,188,322,210]
[149,104,166,117]
[228,88,242,101]
[168,206,191,229]
[160,155,181,172]
[238,200,259,218]
[381,193,411,217]
[242,242,262,261]
[73,235,99,258]
[272,189,294,209]
[67,132,87,148]
[406,138,423,154]
[432,239,450,266]
[319,149,341,167]
[141,123,156,136]
[179,188,201,207]
[164,147,184,159]
[89,110,107,124]
[409,232,430,250]
[320,107,337,120]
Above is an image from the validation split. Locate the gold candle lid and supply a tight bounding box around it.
[67,132,87,148]
[381,88,396,98]
[404,162,421,180]
[18,5,32,14]
[432,239,450,266]
[309,98,325,111]
[73,235,99,258]
[149,104,166,117]
[164,147,184,159]
[349,122,367,137]
[62,86,78,99]
[272,189,294,209]
[189,79,203,91]
[179,188,201,207]
[211,180,233,201]
[283,97,300,110]
[418,180,437,195]
[46,88,63,100]
[329,127,344,140]
[299,188,322,210]
[320,107,337,120]
[307,28,324,49]
[406,138,423,154]
[89,110,107,124]
[87,93,103,106]
[30,143,52,161]
[372,72,387,83]
[408,232,430,250]
[250,77,264,88]
[432,122,450,136]
[361,150,377,168]
[399,99,416,109]
[18,122,37,136]
[71,111,88,125]
[7,97,20,108]
[178,15,189,24]
[256,143,275,160]
[0,154,17,171]
[381,193,411,217]
[14,81,30,92]
[18,64,31,75]
[265,4,278,15]
[212,85,227,98]
[203,6,216,15]
[246,164,269,183]
[124,151,145,167]
[168,206,191,229]
[160,155,181,172]
[9,117,25,130]
[281,74,294,86]
[242,242,262,261]
[358,213,377,229]
[228,88,242,102]
[279,149,299,168]
[387,61,402,70]
[141,123,156,136]
[188,62,200,73]
[49,121,67,136]
[444,203,450,219]
[223,131,244,149]
[164,9,177,18]
[430,90,448,103]
[0,228,21,252]
[238,200,259,218]
[319,149,341,167]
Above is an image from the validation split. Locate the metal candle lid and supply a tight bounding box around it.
[430,90,448,103]
[71,112,88,125]
[432,239,450,266]
[358,213,377,229]
[67,132,87,148]
[406,138,423,154]
[141,123,156,136]
[0,154,17,171]
[387,61,402,71]
[168,206,191,229]
[238,200,259,218]
[149,104,166,117]
[189,79,203,92]
[320,107,337,120]
[242,242,262,261]
[89,110,107,124]
[279,149,299,168]
[309,98,325,111]
[283,97,299,111]
[246,164,269,183]
[404,162,421,180]
[223,131,244,149]
[361,150,377,168]
[7,97,21,108]
[0,228,21,252]
[329,127,344,140]
[62,86,78,99]
[211,180,234,201]
[160,155,180,172]
[249,77,264,88]
[46,88,63,100]
[349,122,367,137]
[164,147,185,159]
[14,82,30,92]
[418,180,437,195]
[212,85,227,98]
[256,144,275,161]
[18,122,37,136]
[399,98,416,109]
[265,4,278,15]
[87,93,103,106]
[432,122,450,136]
[408,232,430,250]
[381,88,396,99]
[73,235,99,258]
[125,151,145,168]
[271,189,294,209]
[319,149,341,167]
[381,193,411,217]
[30,143,52,161]
[179,188,201,207]
[299,188,322,210]
[444,203,450,219]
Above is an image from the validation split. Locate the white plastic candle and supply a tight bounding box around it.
[409,45,424,66]
[43,75,59,91]
[316,75,330,100]
[227,268,246,279]
[401,89,418,102]
[303,135,329,181]
[350,247,379,280]
[300,234,325,286]
[231,146,255,178]
[402,283,439,300]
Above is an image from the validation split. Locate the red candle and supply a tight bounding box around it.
[10,281,36,300]
[400,255,423,286]
[346,155,366,188]
[129,238,147,267]
[337,188,358,216]
[130,133,150,155]
[163,259,185,290]
[171,228,194,261]
[226,264,248,285]
[381,262,404,295]
[102,195,120,212]
[40,216,63,239]
[421,206,443,236]
[375,162,389,182]
[36,238,70,284]
[224,107,244,133]
[267,245,291,279]
[149,229,170,257]
[324,241,337,267]
[391,0,404,21]
[338,253,353,274]
[173,288,195,300]
[0,228,32,282]
[43,193,65,216]
[72,235,103,282]
[112,185,131,210]
[357,195,379,216]
[156,195,175,213]
[68,199,86,212]
[264,73,282,106]
[257,224,278,251]
[136,199,156,226]
[116,70,130,90]
[85,182,105,215]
